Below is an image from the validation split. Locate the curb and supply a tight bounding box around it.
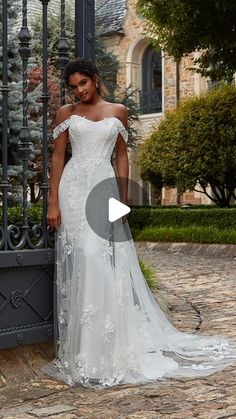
[134,241,236,258]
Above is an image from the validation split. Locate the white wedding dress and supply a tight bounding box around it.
[41,114,236,388]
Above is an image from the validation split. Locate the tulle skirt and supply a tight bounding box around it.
[41,214,236,389]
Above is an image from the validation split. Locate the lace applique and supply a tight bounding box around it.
[58,309,67,325]
[56,278,67,297]
[113,344,141,375]
[116,118,128,143]
[186,364,211,370]
[53,116,72,140]
[117,242,129,279]
[208,338,230,354]
[74,353,98,381]
[116,280,130,307]
[80,304,98,329]
[63,159,81,183]
[67,185,81,209]
[57,344,142,387]
[101,314,115,343]
[55,260,63,279]
[59,228,79,260]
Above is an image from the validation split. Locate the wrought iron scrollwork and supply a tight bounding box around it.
[0,0,10,252]
[0,0,54,251]
[0,224,54,251]
[0,0,95,253]
[7,224,47,250]
[18,0,33,251]
[10,290,23,308]
[57,0,69,106]
[0,227,5,250]
[16,334,24,345]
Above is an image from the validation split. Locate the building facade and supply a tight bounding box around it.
[97,0,212,205]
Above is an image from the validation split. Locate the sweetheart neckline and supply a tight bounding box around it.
[53,114,129,143]
[56,114,128,132]
[70,114,120,124]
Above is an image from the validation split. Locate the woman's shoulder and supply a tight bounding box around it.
[104,102,128,123]
[55,104,74,125]
[105,101,127,112]
[109,102,128,126]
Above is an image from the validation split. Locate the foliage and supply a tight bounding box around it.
[131,203,236,209]
[31,8,140,148]
[131,226,236,244]
[1,4,139,206]
[5,205,236,230]
[136,0,236,82]
[0,0,22,82]
[31,5,120,96]
[138,258,156,289]
[138,84,236,207]
[129,207,236,230]
[3,205,236,245]
[26,65,62,203]
[0,206,43,226]
[0,0,42,205]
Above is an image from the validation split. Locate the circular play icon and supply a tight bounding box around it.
[85,176,148,242]
[108,197,131,222]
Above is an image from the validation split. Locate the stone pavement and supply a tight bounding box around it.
[0,242,236,419]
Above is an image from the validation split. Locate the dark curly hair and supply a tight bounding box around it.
[64,57,102,96]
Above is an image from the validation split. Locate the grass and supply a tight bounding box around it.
[138,257,157,290]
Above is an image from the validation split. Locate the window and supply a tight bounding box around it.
[140,46,162,114]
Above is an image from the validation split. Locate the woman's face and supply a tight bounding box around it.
[68,72,97,103]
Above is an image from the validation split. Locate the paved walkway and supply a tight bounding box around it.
[0,242,236,419]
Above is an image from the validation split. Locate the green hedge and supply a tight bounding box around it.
[0,206,43,226]
[131,204,236,209]
[129,208,236,231]
[1,206,236,230]
[131,226,236,244]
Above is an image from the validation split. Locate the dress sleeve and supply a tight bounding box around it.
[116,118,128,143]
[53,116,72,140]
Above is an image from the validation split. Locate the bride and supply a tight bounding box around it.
[42,57,236,389]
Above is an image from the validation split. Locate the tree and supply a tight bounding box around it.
[137,84,236,207]
[30,7,140,148]
[136,0,236,83]
[0,0,22,82]
[0,0,41,205]
[27,65,60,203]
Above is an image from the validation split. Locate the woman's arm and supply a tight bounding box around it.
[46,107,70,230]
[115,105,129,222]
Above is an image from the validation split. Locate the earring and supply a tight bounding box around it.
[95,82,99,88]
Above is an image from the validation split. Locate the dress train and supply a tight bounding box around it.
[41,115,236,388]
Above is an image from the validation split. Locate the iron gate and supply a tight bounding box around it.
[0,0,95,350]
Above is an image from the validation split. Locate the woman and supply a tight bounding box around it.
[42,57,236,389]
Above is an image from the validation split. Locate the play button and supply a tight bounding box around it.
[85,176,148,242]
[108,198,130,222]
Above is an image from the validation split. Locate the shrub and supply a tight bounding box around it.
[132,226,236,244]
[129,207,236,230]
[138,84,236,207]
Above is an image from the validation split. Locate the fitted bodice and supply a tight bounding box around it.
[53,115,128,163]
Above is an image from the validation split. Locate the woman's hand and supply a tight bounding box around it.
[46,203,61,231]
